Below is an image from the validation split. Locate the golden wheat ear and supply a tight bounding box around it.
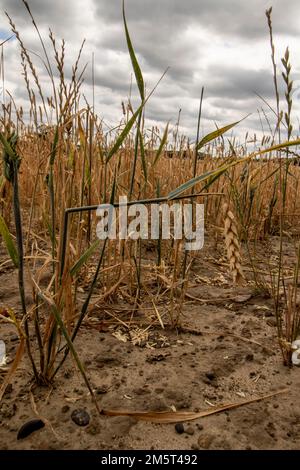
[223,203,245,285]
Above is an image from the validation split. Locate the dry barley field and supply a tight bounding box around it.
[1,1,300,452]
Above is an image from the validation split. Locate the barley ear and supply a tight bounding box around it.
[223,203,245,285]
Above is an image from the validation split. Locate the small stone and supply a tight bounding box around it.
[246,354,254,361]
[185,426,195,436]
[61,405,70,413]
[175,423,185,434]
[205,372,216,381]
[71,409,90,426]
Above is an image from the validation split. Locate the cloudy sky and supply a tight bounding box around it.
[1,0,300,145]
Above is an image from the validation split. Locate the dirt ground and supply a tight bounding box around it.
[0,236,300,450]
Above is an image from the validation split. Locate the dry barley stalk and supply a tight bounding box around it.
[223,202,244,285]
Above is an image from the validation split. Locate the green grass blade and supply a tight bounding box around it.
[169,137,300,201]
[106,103,144,162]
[129,111,143,198]
[196,119,244,151]
[0,214,19,267]
[43,214,54,244]
[49,126,59,166]
[38,291,101,413]
[168,163,234,200]
[253,139,300,157]
[139,129,147,182]
[123,0,145,196]
[153,122,169,166]
[70,239,101,278]
[0,132,17,161]
[122,0,144,101]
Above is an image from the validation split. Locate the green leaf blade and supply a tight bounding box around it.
[168,164,234,200]
[196,119,242,152]
[153,123,169,167]
[139,129,147,182]
[122,0,144,101]
[0,214,19,267]
[70,239,101,278]
[106,103,144,162]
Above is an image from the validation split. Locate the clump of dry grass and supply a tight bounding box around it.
[222,203,244,285]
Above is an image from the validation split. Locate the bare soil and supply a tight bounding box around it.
[1,237,300,450]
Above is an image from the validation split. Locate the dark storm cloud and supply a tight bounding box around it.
[200,66,283,101]
[97,22,198,83]
[93,0,299,118]
[1,0,79,32]
[92,65,132,93]
[94,0,300,39]
[1,0,300,139]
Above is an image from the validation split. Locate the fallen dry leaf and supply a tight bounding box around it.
[101,389,288,423]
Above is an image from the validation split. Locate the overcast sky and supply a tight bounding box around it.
[1,0,300,146]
